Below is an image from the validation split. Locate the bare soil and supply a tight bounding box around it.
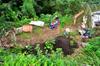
[16,27,64,46]
[0,24,80,48]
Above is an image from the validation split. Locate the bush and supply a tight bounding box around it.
[0,36,100,66]
[39,14,52,26]
[39,12,73,27]
[15,18,32,27]
[60,15,73,28]
[81,37,100,65]
[83,37,100,53]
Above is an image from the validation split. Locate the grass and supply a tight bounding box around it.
[18,32,33,39]
[60,15,73,28]
[18,27,43,39]
[32,27,43,36]
[0,48,99,66]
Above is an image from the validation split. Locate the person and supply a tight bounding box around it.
[50,17,60,29]
[79,27,91,42]
[83,29,91,38]
[78,22,88,42]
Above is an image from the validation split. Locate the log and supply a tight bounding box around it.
[74,10,84,24]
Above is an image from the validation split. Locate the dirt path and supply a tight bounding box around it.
[16,23,81,47]
[0,23,81,48]
[16,27,65,46]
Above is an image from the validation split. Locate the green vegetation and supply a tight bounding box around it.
[0,0,100,66]
[0,37,100,66]
[18,32,33,39]
[1,0,100,37]
[83,37,100,58]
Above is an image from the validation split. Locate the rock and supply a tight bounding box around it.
[22,25,33,32]
[55,36,71,55]
[16,27,23,34]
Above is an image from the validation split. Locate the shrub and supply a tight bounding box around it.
[0,36,100,66]
[39,12,73,27]
[60,15,73,28]
[40,14,52,26]
[83,37,100,53]
[15,18,32,27]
